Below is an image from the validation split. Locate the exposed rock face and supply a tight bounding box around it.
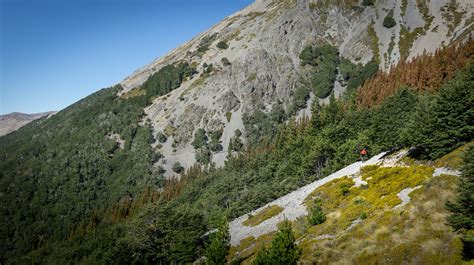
[0,112,56,136]
[119,0,473,176]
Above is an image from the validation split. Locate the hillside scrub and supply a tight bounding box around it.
[296,171,463,263]
[446,146,474,259]
[252,220,301,264]
[1,42,473,263]
[357,38,474,107]
[243,205,284,227]
[299,45,378,99]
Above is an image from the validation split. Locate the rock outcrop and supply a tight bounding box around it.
[119,0,474,175]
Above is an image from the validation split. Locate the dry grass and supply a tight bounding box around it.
[434,141,473,169]
[231,164,464,264]
[120,88,145,99]
[242,205,284,227]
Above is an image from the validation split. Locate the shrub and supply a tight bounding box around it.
[362,0,375,6]
[192,128,208,149]
[172,162,184,174]
[383,15,396,28]
[447,146,474,259]
[205,218,230,264]
[243,205,284,227]
[157,131,167,143]
[308,198,326,225]
[209,130,223,152]
[221,57,231,66]
[252,220,301,264]
[225,112,232,122]
[217,41,229,49]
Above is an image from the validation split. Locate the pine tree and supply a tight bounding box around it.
[447,146,474,259]
[252,220,301,264]
[205,218,230,265]
[308,198,326,225]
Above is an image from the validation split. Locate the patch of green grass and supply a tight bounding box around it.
[367,24,380,64]
[434,141,474,169]
[225,112,232,122]
[120,88,145,99]
[246,73,257,82]
[242,205,284,227]
[399,25,425,60]
[441,0,466,35]
[296,168,463,263]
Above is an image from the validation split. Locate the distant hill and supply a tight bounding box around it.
[0,111,55,136]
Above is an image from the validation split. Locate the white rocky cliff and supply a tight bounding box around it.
[118,0,473,176]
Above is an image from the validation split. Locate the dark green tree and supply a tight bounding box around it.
[205,218,230,265]
[447,146,474,259]
[157,131,168,143]
[193,128,208,149]
[308,198,326,225]
[383,14,396,28]
[252,220,301,264]
[172,161,184,174]
[216,41,229,49]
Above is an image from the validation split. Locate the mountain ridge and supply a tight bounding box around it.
[115,0,473,176]
[0,111,56,136]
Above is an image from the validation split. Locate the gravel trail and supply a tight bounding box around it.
[229,152,387,246]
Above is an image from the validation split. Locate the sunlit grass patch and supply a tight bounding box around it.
[434,141,474,169]
[242,205,283,227]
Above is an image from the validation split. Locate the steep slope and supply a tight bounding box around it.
[1,1,473,263]
[228,150,466,264]
[119,0,473,175]
[0,112,55,136]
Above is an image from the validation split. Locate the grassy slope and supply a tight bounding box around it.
[230,158,464,264]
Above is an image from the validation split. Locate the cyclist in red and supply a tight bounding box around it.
[360,148,368,162]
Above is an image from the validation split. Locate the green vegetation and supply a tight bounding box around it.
[197,33,218,55]
[143,62,197,103]
[399,25,425,60]
[172,161,184,174]
[243,102,286,147]
[435,142,474,169]
[299,45,378,100]
[221,57,231,66]
[288,85,310,116]
[307,198,326,225]
[243,205,284,227]
[367,24,380,64]
[157,131,168,143]
[192,128,223,164]
[209,130,224,152]
[1,38,472,264]
[403,65,474,159]
[252,220,301,264]
[192,128,208,149]
[339,58,379,97]
[205,218,230,265]
[217,41,229,49]
[225,111,232,122]
[383,12,397,28]
[228,129,244,152]
[362,0,375,6]
[447,146,474,259]
[0,59,197,262]
[297,170,463,263]
[299,44,339,98]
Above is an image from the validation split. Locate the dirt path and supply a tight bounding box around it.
[229,152,387,246]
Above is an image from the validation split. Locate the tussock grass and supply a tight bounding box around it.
[242,205,284,227]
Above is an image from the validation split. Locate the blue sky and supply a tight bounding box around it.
[0,0,253,114]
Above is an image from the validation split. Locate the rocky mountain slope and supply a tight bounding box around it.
[118,0,473,175]
[227,148,468,264]
[0,112,55,136]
